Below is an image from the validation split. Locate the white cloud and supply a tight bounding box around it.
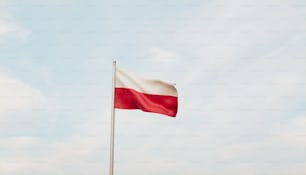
[276,115,306,149]
[149,47,177,63]
[0,70,49,174]
[0,71,47,121]
[0,14,31,41]
[173,0,306,83]
[0,109,109,175]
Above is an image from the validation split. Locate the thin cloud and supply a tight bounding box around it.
[149,47,177,63]
[0,15,31,41]
[0,71,47,121]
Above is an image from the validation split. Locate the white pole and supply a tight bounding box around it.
[109,60,116,175]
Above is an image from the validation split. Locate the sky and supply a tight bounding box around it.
[0,0,305,174]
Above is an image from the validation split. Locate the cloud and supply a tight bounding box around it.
[173,0,306,83]
[276,115,306,149]
[0,69,50,174]
[149,47,177,63]
[0,71,47,121]
[0,109,109,175]
[0,14,31,41]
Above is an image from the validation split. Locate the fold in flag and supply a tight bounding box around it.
[115,68,178,117]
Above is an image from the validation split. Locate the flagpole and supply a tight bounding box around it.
[109,60,116,175]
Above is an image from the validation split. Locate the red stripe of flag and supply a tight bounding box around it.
[115,88,178,117]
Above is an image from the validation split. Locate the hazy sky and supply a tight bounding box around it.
[0,0,305,175]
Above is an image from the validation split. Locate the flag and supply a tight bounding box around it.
[115,68,178,117]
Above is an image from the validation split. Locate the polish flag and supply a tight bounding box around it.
[115,68,178,117]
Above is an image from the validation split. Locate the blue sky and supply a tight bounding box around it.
[0,0,305,174]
